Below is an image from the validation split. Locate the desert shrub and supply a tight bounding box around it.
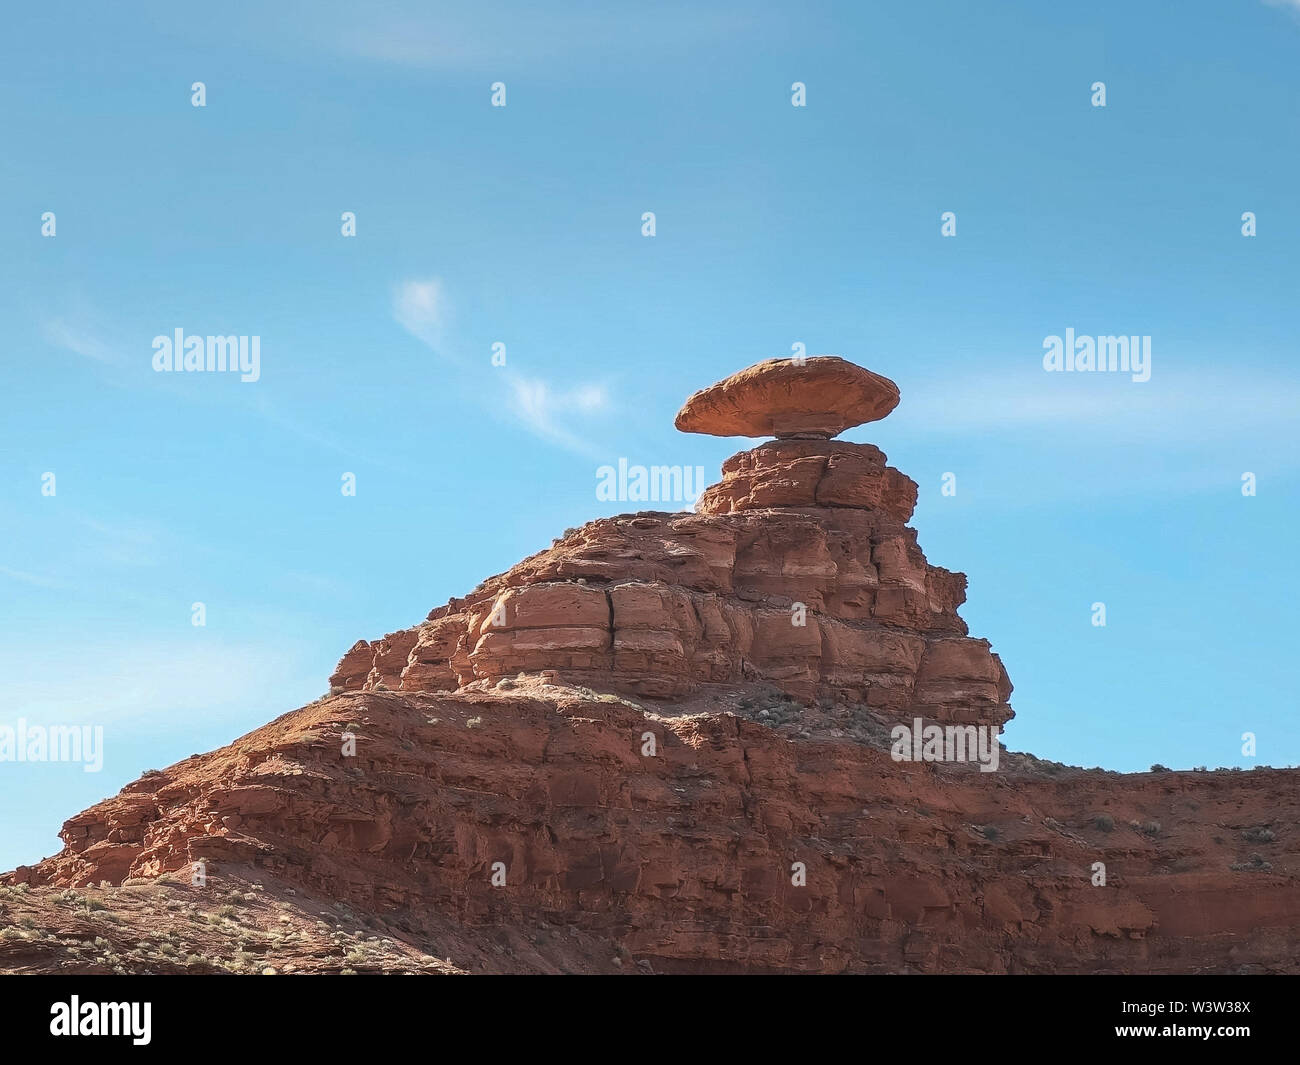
[1093,815,1114,832]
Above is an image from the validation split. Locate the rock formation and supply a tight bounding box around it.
[329,358,1011,726]
[2,357,1296,975]
[675,355,900,438]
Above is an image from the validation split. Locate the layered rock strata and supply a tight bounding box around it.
[8,685,1297,974]
[329,435,1011,727]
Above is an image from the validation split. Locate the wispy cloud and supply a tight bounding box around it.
[0,566,65,589]
[392,275,615,455]
[0,639,317,728]
[393,277,448,354]
[244,391,357,457]
[897,370,1300,442]
[328,3,763,70]
[1264,0,1300,26]
[41,317,117,365]
[503,373,610,456]
[883,367,1300,508]
[70,513,161,567]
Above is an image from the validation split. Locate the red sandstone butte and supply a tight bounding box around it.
[2,359,1295,975]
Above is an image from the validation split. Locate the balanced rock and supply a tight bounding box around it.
[320,356,1010,723]
[675,356,900,439]
[9,355,1300,978]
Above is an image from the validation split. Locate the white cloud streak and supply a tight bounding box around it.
[41,318,118,364]
[502,373,610,455]
[392,276,614,455]
[393,277,448,353]
[896,370,1300,442]
[0,639,317,728]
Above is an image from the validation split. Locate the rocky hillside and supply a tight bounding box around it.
[3,357,1295,974]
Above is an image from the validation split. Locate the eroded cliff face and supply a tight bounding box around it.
[3,435,1296,975]
[6,683,1297,974]
[331,440,1012,727]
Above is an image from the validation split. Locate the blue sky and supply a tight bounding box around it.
[3,0,1299,871]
